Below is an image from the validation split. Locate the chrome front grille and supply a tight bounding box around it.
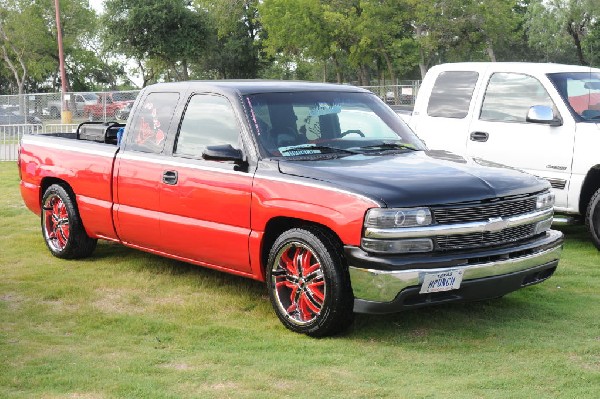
[436,224,536,250]
[432,194,541,251]
[433,195,537,224]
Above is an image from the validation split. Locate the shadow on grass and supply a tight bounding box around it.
[89,239,267,295]
[82,237,587,342]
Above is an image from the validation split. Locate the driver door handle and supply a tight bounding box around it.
[162,170,178,185]
[470,131,489,142]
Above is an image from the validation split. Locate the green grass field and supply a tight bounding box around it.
[1,162,599,398]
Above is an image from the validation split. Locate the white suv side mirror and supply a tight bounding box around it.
[526,105,562,127]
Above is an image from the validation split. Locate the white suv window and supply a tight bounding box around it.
[480,73,555,123]
[427,71,479,118]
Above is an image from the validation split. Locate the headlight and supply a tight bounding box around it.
[365,208,432,228]
[536,191,555,210]
[363,207,434,254]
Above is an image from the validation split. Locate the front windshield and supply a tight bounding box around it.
[548,72,600,121]
[244,91,424,158]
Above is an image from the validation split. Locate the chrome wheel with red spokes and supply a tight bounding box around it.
[267,227,354,337]
[42,193,70,252]
[41,184,97,259]
[271,242,326,325]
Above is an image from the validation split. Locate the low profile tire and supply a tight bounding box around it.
[585,188,600,250]
[41,184,97,259]
[266,227,354,337]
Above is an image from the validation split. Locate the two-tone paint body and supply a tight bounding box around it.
[19,81,563,314]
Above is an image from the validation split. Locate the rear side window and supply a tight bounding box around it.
[427,71,479,118]
[127,92,180,153]
[174,94,240,158]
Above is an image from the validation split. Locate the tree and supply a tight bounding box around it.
[102,0,210,84]
[526,0,600,65]
[194,0,264,79]
[0,0,110,95]
[260,0,338,80]
[0,0,55,96]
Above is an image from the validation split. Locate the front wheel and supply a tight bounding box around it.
[266,227,354,337]
[586,188,600,250]
[41,184,97,259]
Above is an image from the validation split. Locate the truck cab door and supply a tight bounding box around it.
[114,92,181,250]
[158,93,254,274]
[409,70,480,155]
[465,72,575,207]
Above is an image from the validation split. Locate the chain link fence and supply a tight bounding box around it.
[1,84,419,161]
[0,90,139,161]
[360,81,421,109]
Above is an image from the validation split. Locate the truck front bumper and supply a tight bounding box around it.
[347,230,563,314]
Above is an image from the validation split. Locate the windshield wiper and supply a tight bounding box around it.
[355,143,419,152]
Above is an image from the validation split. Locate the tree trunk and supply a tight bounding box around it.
[0,22,27,107]
[567,20,587,65]
[333,57,341,83]
[182,59,190,80]
[486,39,497,62]
[415,26,428,79]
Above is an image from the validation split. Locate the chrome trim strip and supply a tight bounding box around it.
[364,208,553,239]
[22,135,116,158]
[254,174,381,206]
[349,237,562,302]
[119,153,381,206]
[118,152,253,177]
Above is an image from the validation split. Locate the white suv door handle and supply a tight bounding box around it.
[470,131,489,142]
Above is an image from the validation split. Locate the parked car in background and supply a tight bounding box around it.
[403,62,600,250]
[0,106,42,135]
[84,92,137,121]
[0,106,42,124]
[48,93,99,118]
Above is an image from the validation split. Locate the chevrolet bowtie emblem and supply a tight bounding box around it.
[485,217,508,233]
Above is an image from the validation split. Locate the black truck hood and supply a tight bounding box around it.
[277,150,550,207]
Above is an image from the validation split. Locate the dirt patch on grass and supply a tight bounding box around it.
[0,292,24,311]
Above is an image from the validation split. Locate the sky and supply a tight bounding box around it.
[89,0,104,14]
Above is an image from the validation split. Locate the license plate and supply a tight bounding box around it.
[420,269,464,294]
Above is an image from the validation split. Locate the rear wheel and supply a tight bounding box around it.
[585,188,600,250]
[266,227,354,337]
[41,184,97,259]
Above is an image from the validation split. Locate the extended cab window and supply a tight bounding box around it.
[427,71,479,118]
[175,94,240,158]
[127,92,180,153]
[480,73,556,122]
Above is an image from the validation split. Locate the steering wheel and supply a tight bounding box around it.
[340,129,365,137]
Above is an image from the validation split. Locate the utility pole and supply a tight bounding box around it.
[54,0,71,123]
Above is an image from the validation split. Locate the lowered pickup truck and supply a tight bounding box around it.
[405,62,600,249]
[18,81,563,336]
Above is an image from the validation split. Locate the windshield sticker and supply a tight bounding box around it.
[278,144,321,156]
[308,102,341,117]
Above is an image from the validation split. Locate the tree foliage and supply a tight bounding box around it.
[3,0,600,94]
[102,0,210,83]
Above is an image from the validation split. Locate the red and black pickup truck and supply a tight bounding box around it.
[18,81,564,336]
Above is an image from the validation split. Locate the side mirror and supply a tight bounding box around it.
[526,105,562,127]
[202,144,245,163]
